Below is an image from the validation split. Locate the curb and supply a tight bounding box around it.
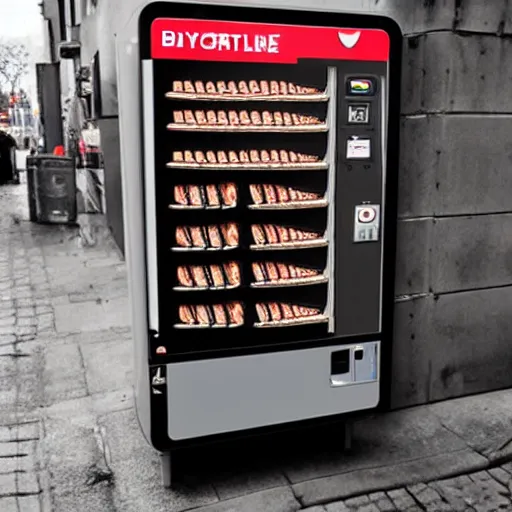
[293,448,495,507]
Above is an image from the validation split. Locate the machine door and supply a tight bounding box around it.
[139,3,401,362]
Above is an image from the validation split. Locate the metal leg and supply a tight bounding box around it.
[160,452,172,488]
[344,421,353,452]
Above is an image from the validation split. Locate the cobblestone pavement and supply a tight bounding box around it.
[303,464,512,511]
[2,181,512,511]
[0,183,53,511]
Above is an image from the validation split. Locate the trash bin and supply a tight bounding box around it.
[26,156,38,221]
[26,155,77,224]
[0,131,17,184]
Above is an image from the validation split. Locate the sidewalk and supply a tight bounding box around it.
[1,181,512,511]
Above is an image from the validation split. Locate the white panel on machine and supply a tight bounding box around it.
[167,341,380,440]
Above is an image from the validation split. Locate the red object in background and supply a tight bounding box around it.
[151,18,390,63]
[53,145,65,156]
[78,138,100,156]
[78,138,102,169]
[0,111,10,127]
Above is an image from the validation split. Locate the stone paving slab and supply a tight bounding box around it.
[191,487,300,512]
[284,407,468,484]
[0,421,42,510]
[212,465,289,501]
[430,389,512,460]
[53,296,129,334]
[42,343,88,405]
[98,408,218,511]
[0,497,17,512]
[80,338,133,394]
[18,495,42,512]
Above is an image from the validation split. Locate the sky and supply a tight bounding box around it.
[0,0,45,104]
[1,0,43,39]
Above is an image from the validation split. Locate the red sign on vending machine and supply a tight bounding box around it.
[151,18,390,62]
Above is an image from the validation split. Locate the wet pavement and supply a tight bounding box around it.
[2,181,512,511]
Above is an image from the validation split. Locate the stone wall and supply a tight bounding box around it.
[377,0,512,408]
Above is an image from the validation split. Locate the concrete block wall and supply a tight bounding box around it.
[377,0,512,408]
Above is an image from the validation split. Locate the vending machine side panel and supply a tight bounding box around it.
[334,64,388,338]
[116,19,153,444]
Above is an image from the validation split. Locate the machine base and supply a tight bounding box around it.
[159,419,355,489]
[160,452,172,488]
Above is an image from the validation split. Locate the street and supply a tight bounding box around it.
[2,180,512,511]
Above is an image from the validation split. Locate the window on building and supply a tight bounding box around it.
[70,0,76,26]
[91,52,102,119]
[57,0,66,41]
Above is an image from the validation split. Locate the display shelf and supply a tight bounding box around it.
[172,246,239,252]
[162,67,335,342]
[174,302,245,329]
[173,262,241,291]
[174,323,244,329]
[165,80,329,102]
[166,122,328,133]
[249,239,328,251]
[166,149,327,170]
[166,161,328,170]
[169,204,237,210]
[174,284,240,291]
[250,275,328,288]
[248,199,328,210]
[254,315,328,328]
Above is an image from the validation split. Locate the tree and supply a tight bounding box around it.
[0,90,8,111]
[0,42,29,93]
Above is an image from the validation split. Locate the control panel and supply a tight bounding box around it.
[353,204,380,243]
[330,341,379,387]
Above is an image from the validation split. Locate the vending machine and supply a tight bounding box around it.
[117,0,401,487]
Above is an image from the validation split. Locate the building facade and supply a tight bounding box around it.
[40,0,126,253]
[40,0,512,410]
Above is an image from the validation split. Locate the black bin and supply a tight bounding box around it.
[0,133,18,184]
[26,155,77,224]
